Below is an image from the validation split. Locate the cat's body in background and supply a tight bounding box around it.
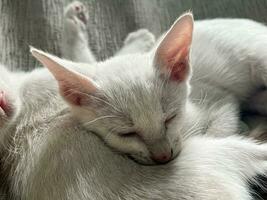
[0,1,267,199]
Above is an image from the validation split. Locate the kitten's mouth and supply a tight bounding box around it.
[127,154,174,166]
[127,155,156,166]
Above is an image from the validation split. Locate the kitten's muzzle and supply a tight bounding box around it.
[151,149,173,164]
[147,136,173,164]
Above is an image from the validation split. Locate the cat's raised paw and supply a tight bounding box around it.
[124,29,156,52]
[64,1,89,30]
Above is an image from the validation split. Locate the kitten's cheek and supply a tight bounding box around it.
[127,145,155,165]
[172,139,182,159]
[165,127,183,159]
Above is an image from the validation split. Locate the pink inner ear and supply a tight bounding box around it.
[59,77,96,106]
[31,48,97,107]
[155,13,193,82]
[59,81,84,106]
[165,46,190,81]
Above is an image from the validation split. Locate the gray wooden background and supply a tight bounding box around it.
[0,0,267,71]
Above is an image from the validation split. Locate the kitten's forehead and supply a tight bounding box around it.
[101,80,164,136]
[95,53,164,120]
[100,73,163,115]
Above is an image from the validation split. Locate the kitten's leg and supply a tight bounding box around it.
[115,29,156,56]
[182,136,267,199]
[205,104,240,137]
[62,1,96,63]
[203,95,241,137]
[62,2,155,61]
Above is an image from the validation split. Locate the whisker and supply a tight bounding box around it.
[88,94,122,113]
[104,127,120,142]
[83,115,118,126]
[64,88,122,113]
[182,119,205,139]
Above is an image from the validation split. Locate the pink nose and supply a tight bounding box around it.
[151,151,173,164]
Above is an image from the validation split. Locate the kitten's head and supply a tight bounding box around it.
[31,13,194,165]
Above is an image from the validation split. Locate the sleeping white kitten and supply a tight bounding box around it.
[0,1,266,199]
[2,2,267,165]
[32,4,267,166]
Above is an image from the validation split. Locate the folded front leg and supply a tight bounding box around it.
[179,135,267,200]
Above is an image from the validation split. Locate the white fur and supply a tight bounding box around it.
[0,2,267,199]
[58,15,266,164]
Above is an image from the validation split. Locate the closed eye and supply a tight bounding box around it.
[165,114,177,128]
[119,132,138,137]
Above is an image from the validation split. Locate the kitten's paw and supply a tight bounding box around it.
[62,1,89,58]
[0,91,14,128]
[64,1,89,33]
[124,29,156,52]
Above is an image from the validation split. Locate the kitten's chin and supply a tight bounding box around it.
[128,155,156,165]
[128,155,175,166]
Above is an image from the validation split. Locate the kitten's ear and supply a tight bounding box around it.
[30,47,97,106]
[154,13,193,82]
